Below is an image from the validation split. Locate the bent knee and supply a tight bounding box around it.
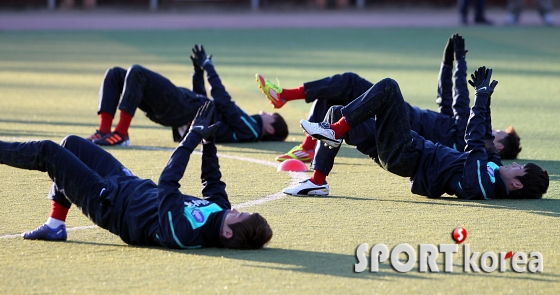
[378,77,399,89]
[127,64,146,75]
[60,135,86,148]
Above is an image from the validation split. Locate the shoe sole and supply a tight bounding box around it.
[276,157,312,163]
[256,74,284,109]
[299,123,341,148]
[283,189,329,197]
[275,154,313,163]
[283,186,329,196]
[94,139,130,147]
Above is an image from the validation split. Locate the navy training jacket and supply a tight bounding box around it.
[407,58,470,152]
[101,133,230,248]
[410,88,503,200]
[172,64,263,143]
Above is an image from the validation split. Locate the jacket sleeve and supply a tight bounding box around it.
[155,132,203,248]
[203,63,261,142]
[436,62,453,117]
[457,91,495,200]
[200,140,230,209]
[483,95,502,166]
[191,66,207,96]
[452,58,470,152]
[158,132,202,200]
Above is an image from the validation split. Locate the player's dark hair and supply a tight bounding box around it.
[261,113,288,142]
[220,213,273,250]
[498,126,522,160]
[507,163,549,199]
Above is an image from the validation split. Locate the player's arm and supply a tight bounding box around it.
[200,135,230,209]
[156,102,222,249]
[158,102,220,200]
[191,54,207,96]
[191,44,261,142]
[451,34,470,152]
[483,86,502,165]
[458,66,499,200]
[436,35,454,117]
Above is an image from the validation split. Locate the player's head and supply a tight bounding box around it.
[499,162,549,199]
[493,126,521,159]
[220,209,272,249]
[259,111,289,142]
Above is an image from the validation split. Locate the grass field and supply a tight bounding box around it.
[0,25,559,294]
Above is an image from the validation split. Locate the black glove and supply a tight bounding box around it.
[191,44,213,70]
[442,35,454,65]
[468,66,498,96]
[188,101,221,140]
[191,55,203,74]
[453,33,468,60]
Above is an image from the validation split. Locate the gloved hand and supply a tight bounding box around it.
[191,44,213,70]
[453,33,468,60]
[188,101,221,140]
[442,35,454,65]
[191,55,203,74]
[468,66,498,96]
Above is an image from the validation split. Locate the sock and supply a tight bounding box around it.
[330,117,351,138]
[301,134,317,151]
[45,200,69,228]
[309,170,327,185]
[50,200,69,221]
[99,112,114,134]
[45,217,65,229]
[281,85,306,102]
[114,110,133,136]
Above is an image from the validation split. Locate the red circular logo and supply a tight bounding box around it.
[452,227,467,244]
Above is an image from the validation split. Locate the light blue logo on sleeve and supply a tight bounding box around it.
[486,162,499,184]
[121,166,133,176]
[184,203,223,229]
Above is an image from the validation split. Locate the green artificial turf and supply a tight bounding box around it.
[0,26,559,294]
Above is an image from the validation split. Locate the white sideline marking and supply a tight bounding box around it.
[0,147,308,239]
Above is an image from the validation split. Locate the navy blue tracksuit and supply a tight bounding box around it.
[99,64,263,143]
[338,77,504,200]
[0,134,230,248]
[305,58,469,176]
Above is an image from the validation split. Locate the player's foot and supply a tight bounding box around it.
[86,130,107,142]
[276,145,315,163]
[300,120,341,148]
[22,224,67,241]
[283,179,330,196]
[93,131,130,146]
[256,74,286,109]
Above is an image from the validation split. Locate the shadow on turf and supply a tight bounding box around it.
[167,246,428,280]
[48,228,560,281]
[56,239,560,281]
[153,247,559,281]
[373,197,560,219]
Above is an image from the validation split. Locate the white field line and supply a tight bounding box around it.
[0,146,308,239]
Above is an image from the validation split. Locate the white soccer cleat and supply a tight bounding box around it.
[300,120,342,148]
[283,179,330,196]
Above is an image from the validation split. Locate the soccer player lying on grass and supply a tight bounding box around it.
[256,33,521,164]
[298,66,549,200]
[6,102,272,249]
[87,44,288,146]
